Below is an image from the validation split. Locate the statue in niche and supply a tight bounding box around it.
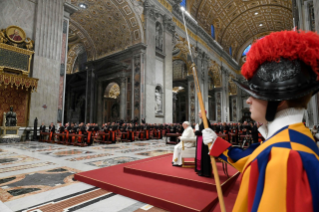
[155,23,163,51]
[155,88,162,113]
[5,107,17,127]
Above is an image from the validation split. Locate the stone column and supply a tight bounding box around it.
[57,3,78,124]
[236,87,242,122]
[163,15,174,124]
[29,0,65,126]
[202,54,210,119]
[97,80,103,125]
[120,77,128,120]
[84,67,95,123]
[221,67,230,122]
[187,76,196,124]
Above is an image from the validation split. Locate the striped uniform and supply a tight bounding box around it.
[210,123,319,212]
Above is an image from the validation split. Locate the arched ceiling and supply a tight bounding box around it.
[188,0,293,57]
[70,0,143,60]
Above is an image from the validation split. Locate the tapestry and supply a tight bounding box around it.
[0,86,29,126]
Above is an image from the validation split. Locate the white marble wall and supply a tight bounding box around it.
[29,0,65,126]
[143,5,173,124]
[164,29,173,124]
[0,0,36,39]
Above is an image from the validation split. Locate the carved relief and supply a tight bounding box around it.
[104,83,121,99]
[228,75,237,95]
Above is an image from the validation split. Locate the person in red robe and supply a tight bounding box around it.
[9,29,23,41]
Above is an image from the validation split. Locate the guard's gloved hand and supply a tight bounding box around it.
[202,128,218,147]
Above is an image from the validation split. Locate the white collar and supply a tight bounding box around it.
[258,108,305,139]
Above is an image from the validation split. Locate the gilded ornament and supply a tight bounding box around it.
[6,26,26,44]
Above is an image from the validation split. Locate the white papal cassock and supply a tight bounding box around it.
[172,126,196,166]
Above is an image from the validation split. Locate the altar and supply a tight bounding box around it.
[0,25,38,142]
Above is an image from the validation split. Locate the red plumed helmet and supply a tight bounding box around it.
[233,30,319,121]
[242,30,319,80]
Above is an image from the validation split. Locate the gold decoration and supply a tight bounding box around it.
[104,83,120,99]
[0,43,34,76]
[6,26,26,44]
[0,72,38,92]
[25,38,34,51]
[189,1,293,59]
[172,17,241,74]
[0,30,8,44]
[158,0,172,12]
[208,60,222,88]
[228,75,237,95]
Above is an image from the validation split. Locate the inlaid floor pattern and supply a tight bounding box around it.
[0,139,171,212]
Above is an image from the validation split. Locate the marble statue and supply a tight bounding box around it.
[5,107,17,127]
[155,23,163,51]
[155,89,162,113]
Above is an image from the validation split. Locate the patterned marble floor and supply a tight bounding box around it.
[0,139,173,212]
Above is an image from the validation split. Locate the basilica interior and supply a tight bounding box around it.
[0,0,318,211]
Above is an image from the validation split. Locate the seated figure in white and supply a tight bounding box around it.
[172,121,196,166]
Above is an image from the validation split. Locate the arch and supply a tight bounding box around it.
[67,43,86,74]
[70,0,144,60]
[104,82,120,99]
[218,5,292,45]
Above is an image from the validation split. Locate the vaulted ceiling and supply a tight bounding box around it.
[69,0,143,61]
[187,0,293,59]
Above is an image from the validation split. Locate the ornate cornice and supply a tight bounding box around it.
[172,7,241,75]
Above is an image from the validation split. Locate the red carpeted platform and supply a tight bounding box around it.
[124,155,238,191]
[75,154,239,212]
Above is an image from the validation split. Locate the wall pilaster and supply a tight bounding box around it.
[29,0,65,126]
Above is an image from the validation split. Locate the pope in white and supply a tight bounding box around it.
[172,121,196,166]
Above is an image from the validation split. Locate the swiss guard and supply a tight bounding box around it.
[203,30,319,212]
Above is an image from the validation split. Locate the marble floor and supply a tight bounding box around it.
[0,139,174,212]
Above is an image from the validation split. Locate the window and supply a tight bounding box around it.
[211,25,215,39]
[242,44,251,56]
[180,0,186,8]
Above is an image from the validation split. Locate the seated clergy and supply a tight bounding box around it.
[172,121,196,166]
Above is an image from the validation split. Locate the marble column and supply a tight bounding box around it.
[85,67,95,123]
[163,15,174,124]
[236,87,243,122]
[29,0,65,126]
[57,3,78,124]
[221,67,230,122]
[143,1,174,124]
[187,76,196,124]
[120,78,128,120]
[202,54,210,119]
